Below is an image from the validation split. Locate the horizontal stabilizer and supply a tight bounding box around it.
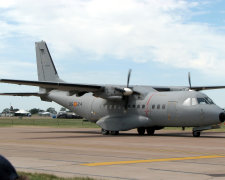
[0,92,40,96]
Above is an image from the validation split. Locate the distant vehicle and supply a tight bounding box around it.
[57,112,82,119]
[0,41,225,137]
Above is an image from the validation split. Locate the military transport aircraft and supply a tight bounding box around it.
[0,41,225,137]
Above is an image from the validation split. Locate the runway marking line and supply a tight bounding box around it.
[81,155,225,166]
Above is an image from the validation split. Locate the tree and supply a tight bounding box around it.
[2,108,10,113]
[46,107,57,114]
[60,107,66,111]
[29,108,41,115]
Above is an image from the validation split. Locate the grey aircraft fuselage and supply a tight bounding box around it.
[0,41,225,137]
[48,90,222,130]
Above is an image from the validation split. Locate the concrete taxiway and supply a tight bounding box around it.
[0,127,225,180]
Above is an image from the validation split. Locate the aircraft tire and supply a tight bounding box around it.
[192,131,201,137]
[146,128,155,135]
[101,128,109,135]
[137,127,145,135]
[111,131,119,135]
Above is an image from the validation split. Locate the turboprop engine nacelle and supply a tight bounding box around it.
[123,88,133,96]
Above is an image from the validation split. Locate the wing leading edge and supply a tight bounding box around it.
[0,79,103,93]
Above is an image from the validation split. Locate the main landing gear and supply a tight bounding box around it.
[192,131,201,137]
[101,128,119,135]
[137,127,155,136]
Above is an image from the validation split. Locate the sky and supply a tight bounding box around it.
[0,0,225,112]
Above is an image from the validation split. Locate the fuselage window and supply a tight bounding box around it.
[137,105,140,108]
[157,104,160,109]
[152,105,155,109]
[132,105,136,108]
[162,104,166,109]
[128,105,131,108]
[142,105,145,109]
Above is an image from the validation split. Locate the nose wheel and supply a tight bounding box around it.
[101,128,109,135]
[192,131,201,137]
[101,129,119,135]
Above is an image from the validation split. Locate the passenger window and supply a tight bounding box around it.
[162,104,166,109]
[128,105,131,108]
[137,105,140,108]
[132,105,136,108]
[157,105,160,109]
[142,105,145,109]
[152,105,155,109]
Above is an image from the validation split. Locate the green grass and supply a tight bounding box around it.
[18,172,96,180]
[0,117,99,128]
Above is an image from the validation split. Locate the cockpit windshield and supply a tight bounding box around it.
[197,98,208,104]
[183,97,214,106]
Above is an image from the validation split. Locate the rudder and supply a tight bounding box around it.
[35,41,62,82]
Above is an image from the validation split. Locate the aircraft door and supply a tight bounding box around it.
[167,101,177,121]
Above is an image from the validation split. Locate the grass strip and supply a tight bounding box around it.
[18,171,96,180]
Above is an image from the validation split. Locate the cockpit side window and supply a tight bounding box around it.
[191,98,198,105]
[183,98,191,106]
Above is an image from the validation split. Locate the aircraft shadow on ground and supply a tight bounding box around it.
[25,130,225,139]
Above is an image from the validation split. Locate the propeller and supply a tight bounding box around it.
[188,72,192,89]
[127,69,131,88]
[124,69,132,109]
[115,69,139,110]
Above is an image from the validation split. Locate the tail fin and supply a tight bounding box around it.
[35,41,62,82]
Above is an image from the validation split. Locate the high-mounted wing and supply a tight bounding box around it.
[0,79,103,93]
[0,92,40,96]
[191,86,225,91]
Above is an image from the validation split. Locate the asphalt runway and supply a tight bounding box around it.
[0,127,225,180]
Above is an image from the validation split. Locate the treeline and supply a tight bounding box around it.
[1,107,67,115]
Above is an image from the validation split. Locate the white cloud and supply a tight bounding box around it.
[0,0,225,76]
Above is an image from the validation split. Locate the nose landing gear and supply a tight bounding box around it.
[192,124,221,137]
[101,129,119,135]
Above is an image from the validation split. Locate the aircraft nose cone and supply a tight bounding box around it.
[219,112,225,122]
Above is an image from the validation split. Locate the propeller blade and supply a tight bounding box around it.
[127,69,132,88]
[188,72,192,89]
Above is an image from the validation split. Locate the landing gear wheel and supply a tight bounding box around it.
[192,131,201,137]
[146,128,155,135]
[137,127,145,135]
[111,131,119,135]
[101,128,109,135]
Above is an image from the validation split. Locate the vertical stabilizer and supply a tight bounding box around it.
[35,41,62,82]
